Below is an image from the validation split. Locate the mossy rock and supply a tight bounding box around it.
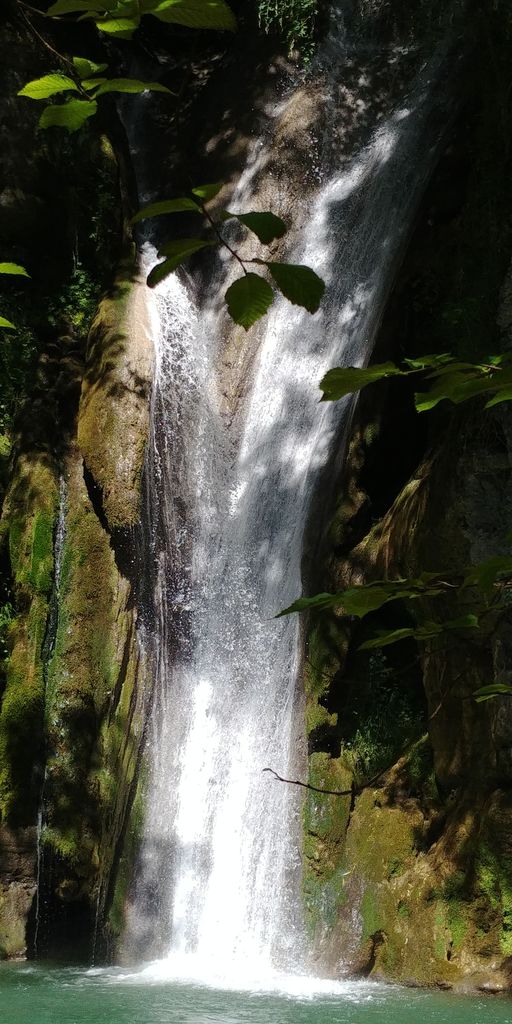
[78,257,154,531]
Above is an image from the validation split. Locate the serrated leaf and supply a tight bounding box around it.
[94,78,173,96]
[473,682,512,703]
[39,99,98,132]
[72,56,108,77]
[191,182,224,202]
[147,238,215,286]
[0,263,30,277]
[146,0,236,31]
[225,211,286,244]
[46,0,108,13]
[131,197,201,224]
[320,362,404,402]
[95,15,140,36]
[18,74,78,100]
[225,273,274,330]
[264,262,325,313]
[0,317,15,329]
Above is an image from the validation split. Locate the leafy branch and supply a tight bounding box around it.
[279,553,512,703]
[14,2,326,327]
[319,351,512,412]
[132,185,325,327]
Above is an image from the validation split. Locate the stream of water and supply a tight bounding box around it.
[123,24,464,989]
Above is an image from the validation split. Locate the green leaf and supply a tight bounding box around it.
[94,78,173,96]
[359,614,479,651]
[18,74,78,100]
[72,56,108,77]
[225,273,274,330]
[278,574,449,619]
[319,362,404,402]
[46,0,108,13]
[147,238,215,286]
[224,211,286,244]
[80,78,109,91]
[95,15,140,36]
[264,262,325,313]
[191,182,224,202]
[463,556,512,592]
[277,593,344,617]
[0,263,30,277]
[485,387,512,409]
[473,682,512,703]
[39,99,98,132]
[414,366,512,413]
[403,353,452,370]
[358,627,418,650]
[278,585,398,618]
[131,197,201,224]
[0,317,15,330]
[144,0,236,31]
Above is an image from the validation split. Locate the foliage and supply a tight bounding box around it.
[343,678,421,784]
[257,0,318,56]
[0,263,30,333]
[134,186,325,327]
[45,0,237,35]
[16,4,326,327]
[225,273,274,329]
[320,351,512,411]
[19,61,173,132]
[47,261,99,329]
[281,554,512,701]
[281,344,512,702]
[279,572,461,618]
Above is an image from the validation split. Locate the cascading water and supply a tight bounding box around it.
[124,23,465,989]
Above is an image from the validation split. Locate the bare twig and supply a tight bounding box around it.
[202,207,248,275]
[263,758,399,797]
[17,3,76,73]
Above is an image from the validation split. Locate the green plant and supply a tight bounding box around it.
[47,261,99,330]
[257,0,318,56]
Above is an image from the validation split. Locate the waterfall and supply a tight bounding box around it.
[124,26,464,988]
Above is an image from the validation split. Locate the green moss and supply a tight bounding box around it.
[447,900,467,951]
[0,455,59,824]
[476,843,512,955]
[361,889,383,942]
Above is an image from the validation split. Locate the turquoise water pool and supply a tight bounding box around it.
[1,963,511,1024]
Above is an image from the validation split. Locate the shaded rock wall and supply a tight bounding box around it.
[0,10,154,958]
[302,0,512,989]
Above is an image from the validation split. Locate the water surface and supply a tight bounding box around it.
[2,964,511,1024]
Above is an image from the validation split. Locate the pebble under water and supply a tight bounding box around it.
[1,964,512,1024]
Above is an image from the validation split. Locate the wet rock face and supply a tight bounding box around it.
[301,2,512,988]
[0,827,36,959]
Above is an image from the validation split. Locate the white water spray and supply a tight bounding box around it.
[124,34,462,990]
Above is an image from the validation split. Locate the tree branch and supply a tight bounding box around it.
[263,759,398,797]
